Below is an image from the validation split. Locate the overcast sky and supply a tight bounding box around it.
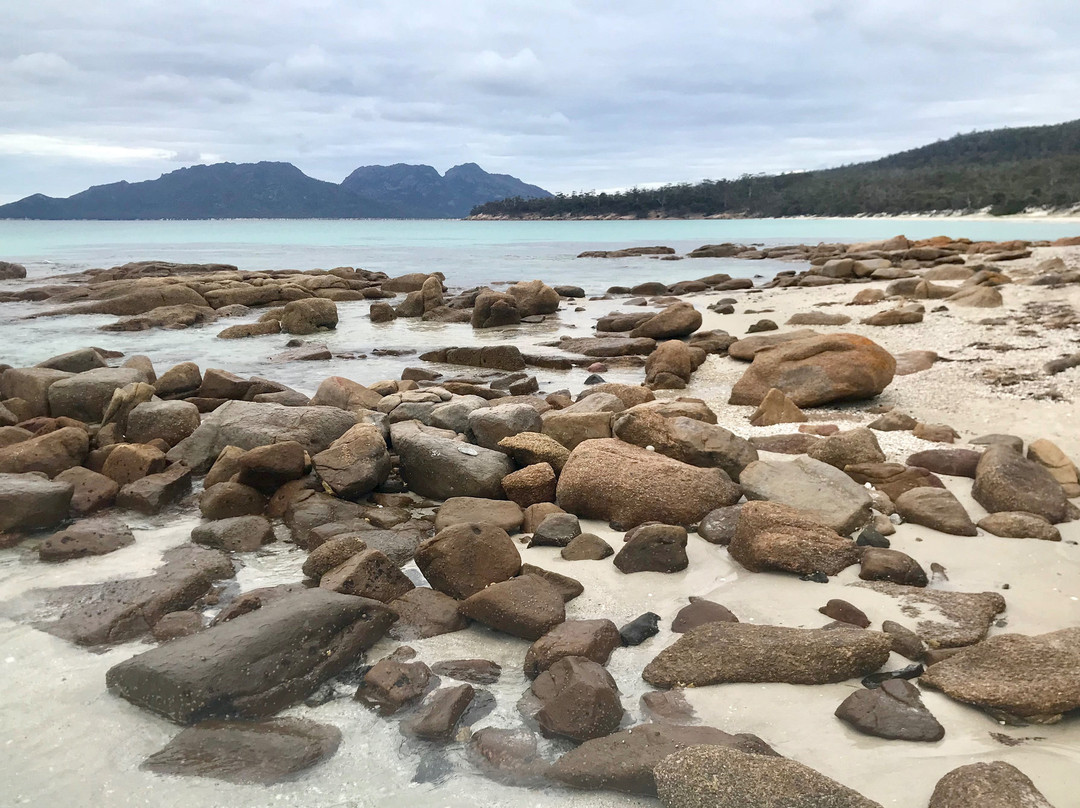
[2,0,1079,203]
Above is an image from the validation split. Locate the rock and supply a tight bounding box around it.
[654,745,882,808]
[614,523,689,573]
[0,426,89,477]
[107,588,393,721]
[613,407,757,480]
[311,423,390,499]
[55,466,118,514]
[894,487,977,536]
[557,438,740,529]
[0,260,27,279]
[199,481,265,519]
[498,431,570,471]
[561,533,613,560]
[0,473,73,533]
[852,582,1006,648]
[861,306,924,326]
[472,290,521,328]
[913,422,959,443]
[532,656,623,741]
[645,340,696,389]
[457,574,565,640]
[739,456,873,535]
[672,597,738,632]
[851,288,887,305]
[141,717,341,784]
[868,410,918,431]
[729,501,860,577]
[642,622,891,687]
[973,444,1068,524]
[749,433,822,454]
[629,302,702,339]
[578,382,655,409]
[748,388,807,426]
[978,511,1061,541]
[125,400,201,447]
[882,620,927,660]
[102,443,167,486]
[859,547,928,587]
[414,523,521,599]
[39,517,135,561]
[894,350,939,376]
[921,627,1080,722]
[503,462,557,508]
[310,376,383,412]
[836,678,944,741]
[39,545,231,646]
[279,298,337,334]
[507,279,560,316]
[519,563,583,602]
[116,463,193,514]
[729,333,895,407]
[217,320,281,339]
[928,762,1054,808]
[1,367,74,417]
[949,285,1003,307]
[620,613,660,646]
[806,427,885,469]
[430,659,501,684]
[696,504,742,545]
[355,651,432,715]
[301,535,368,579]
[820,599,870,628]
[402,684,476,741]
[191,515,275,552]
[524,619,622,678]
[391,421,514,500]
[541,410,614,450]
[529,512,581,547]
[469,403,543,451]
[468,727,549,786]
[152,611,204,642]
[36,347,108,374]
[905,448,980,478]
[433,497,524,533]
[388,587,470,640]
[235,441,307,493]
[1027,438,1080,497]
[47,367,146,423]
[319,548,414,603]
[153,362,202,397]
[845,463,944,502]
[168,401,357,474]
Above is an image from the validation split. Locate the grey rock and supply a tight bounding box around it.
[739,455,873,535]
[391,421,514,500]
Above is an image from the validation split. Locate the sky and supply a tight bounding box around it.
[2,0,1079,204]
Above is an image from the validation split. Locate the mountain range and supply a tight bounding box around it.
[0,162,552,220]
[472,119,1080,218]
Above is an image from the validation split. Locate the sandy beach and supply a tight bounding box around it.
[0,237,1078,808]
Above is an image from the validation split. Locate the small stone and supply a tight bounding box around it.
[859,547,928,587]
[560,533,613,560]
[819,599,869,628]
[671,597,738,632]
[620,612,660,646]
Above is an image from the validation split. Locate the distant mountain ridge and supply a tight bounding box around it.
[0,161,551,220]
[471,119,1080,219]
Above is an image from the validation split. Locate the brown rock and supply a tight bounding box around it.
[532,656,623,741]
[834,678,944,741]
[388,587,470,641]
[852,582,1006,648]
[0,426,89,477]
[672,597,738,632]
[729,500,860,576]
[414,523,521,599]
[502,462,556,507]
[928,762,1053,808]
[807,427,885,469]
[457,574,565,640]
[355,652,431,715]
[55,466,119,514]
[402,684,475,741]
[977,511,1061,541]
[819,599,870,628]
[199,481,266,519]
[434,497,524,533]
[748,388,806,426]
[894,487,977,536]
[38,517,135,561]
[859,547,929,587]
[614,523,689,573]
[498,431,571,471]
[905,448,980,478]
[101,443,167,486]
[319,548,415,603]
[1027,438,1080,497]
[524,619,622,678]
[561,533,613,560]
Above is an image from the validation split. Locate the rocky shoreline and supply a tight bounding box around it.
[1,234,1078,807]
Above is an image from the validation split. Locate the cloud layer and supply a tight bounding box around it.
[2,0,1079,203]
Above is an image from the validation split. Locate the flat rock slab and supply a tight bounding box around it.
[38,517,135,561]
[835,679,945,741]
[107,588,395,723]
[852,581,1006,649]
[921,628,1080,722]
[643,622,891,688]
[739,455,872,535]
[655,745,883,808]
[141,718,341,784]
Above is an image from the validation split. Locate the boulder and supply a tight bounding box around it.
[468,403,543,451]
[391,421,514,500]
[0,426,89,476]
[748,388,806,426]
[612,407,757,480]
[973,444,1068,523]
[167,401,358,473]
[977,511,1061,541]
[141,717,341,784]
[671,597,739,632]
[726,329,820,361]
[354,650,432,715]
[894,487,977,535]
[613,523,689,573]
[472,291,521,328]
[279,298,338,334]
[729,333,895,407]
[106,588,394,722]
[549,723,777,797]
[0,473,73,533]
[806,427,885,469]
[1027,438,1080,497]
[0,260,27,279]
[154,362,202,397]
[540,410,613,450]
[47,367,146,423]
[835,678,945,742]
[116,463,193,514]
[729,501,860,576]
[457,574,565,640]
[739,455,873,535]
[524,619,622,678]
[696,504,742,545]
[301,535,368,580]
[629,302,702,339]
[55,466,119,514]
[498,431,571,471]
[927,762,1054,808]
[502,462,557,508]
[319,548,415,603]
[654,746,882,808]
[433,497,524,533]
[645,340,696,389]
[191,515,275,552]
[643,622,891,687]
[845,463,945,502]
[532,656,623,742]
[36,347,108,374]
[309,376,383,412]
[199,481,266,519]
[125,400,201,447]
[402,684,475,741]
[507,279,560,316]
[388,587,470,641]
[101,443,167,486]
[858,547,928,587]
[312,423,390,499]
[1,367,74,416]
[414,523,521,600]
[235,441,307,493]
[561,533,614,560]
[921,628,1080,722]
[906,448,981,478]
[557,438,741,529]
[39,517,135,561]
[529,512,581,547]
